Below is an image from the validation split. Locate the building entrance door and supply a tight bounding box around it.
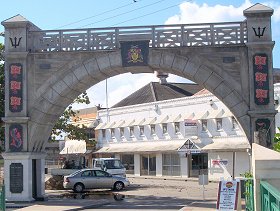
[140,154,156,176]
[190,153,208,177]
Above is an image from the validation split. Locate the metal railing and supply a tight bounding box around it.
[260,181,280,211]
[245,178,254,211]
[28,21,247,52]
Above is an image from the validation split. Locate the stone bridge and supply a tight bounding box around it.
[1,3,276,202]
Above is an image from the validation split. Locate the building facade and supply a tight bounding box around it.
[95,85,251,181]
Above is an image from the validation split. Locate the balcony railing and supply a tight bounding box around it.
[28,21,247,53]
[260,180,280,211]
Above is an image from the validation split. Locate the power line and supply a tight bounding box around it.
[110,2,181,27]
[55,0,144,29]
[80,0,167,28]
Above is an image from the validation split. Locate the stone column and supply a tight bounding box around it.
[156,153,162,176]
[244,3,276,148]
[1,15,45,201]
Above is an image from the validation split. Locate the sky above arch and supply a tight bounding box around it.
[1,0,279,109]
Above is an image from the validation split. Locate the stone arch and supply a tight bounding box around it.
[28,49,250,152]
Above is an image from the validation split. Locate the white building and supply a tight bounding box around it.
[94,79,252,181]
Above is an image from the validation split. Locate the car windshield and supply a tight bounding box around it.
[104,160,124,169]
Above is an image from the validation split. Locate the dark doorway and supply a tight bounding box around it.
[32,159,37,199]
[190,153,208,177]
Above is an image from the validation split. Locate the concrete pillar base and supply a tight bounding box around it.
[2,152,46,202]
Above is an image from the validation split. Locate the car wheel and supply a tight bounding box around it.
[73,183,85,193]
[114,181,124,191]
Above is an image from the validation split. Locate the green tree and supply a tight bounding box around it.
[51,92,93,143]
[273,131,280,152]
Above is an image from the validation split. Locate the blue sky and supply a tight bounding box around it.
[1,0,280,108]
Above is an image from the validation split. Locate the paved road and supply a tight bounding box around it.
[6,176,225,210]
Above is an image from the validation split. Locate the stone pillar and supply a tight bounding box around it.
[156,153,162,176]
[180,156,189,178]
[1,15,45,201]
[252,143,280,211]
[2,152,46,201]
[244,4,276,148]
[134,154,141,176]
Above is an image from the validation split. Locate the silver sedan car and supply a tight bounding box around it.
[63,169,130,192]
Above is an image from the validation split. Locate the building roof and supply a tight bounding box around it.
[112,82,203,108]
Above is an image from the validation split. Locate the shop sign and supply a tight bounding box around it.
[212,159,228,166]
[9,63,23,112]
[121,40,149,67]
[253,53,269,105]
[217,180,239,210]
[184,119,198,136]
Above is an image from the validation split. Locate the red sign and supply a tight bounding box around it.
[253,54,269,105]
[9,63,23,112]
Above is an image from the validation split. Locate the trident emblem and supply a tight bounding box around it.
[9,37,22,48]
[252,27,266,38]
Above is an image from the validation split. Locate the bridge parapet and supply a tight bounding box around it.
[28,21,247,52]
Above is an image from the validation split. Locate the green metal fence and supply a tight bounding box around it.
[260,181,280,211]
[0,185,5,211]
[245,178,254,211]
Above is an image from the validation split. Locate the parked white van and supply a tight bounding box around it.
[92,158,126,177]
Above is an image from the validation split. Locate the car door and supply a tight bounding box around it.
[80,170,97,189]
[94,170,113,189]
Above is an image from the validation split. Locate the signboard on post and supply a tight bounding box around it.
[217,180,240,210]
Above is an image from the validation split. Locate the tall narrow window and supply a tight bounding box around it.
[201,120,207,132]
[101,129,106,138]
[232,117,238,130]
[139,126,144,136]
[120,128,124,137]
[216,118,222,131]
[162,123,168,134]
[129,126,134,137]
[111,128,115,138]
[174,122,180,133]
[151,124,156,135]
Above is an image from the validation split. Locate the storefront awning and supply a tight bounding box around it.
[60,140,87,155]
[94,140,186,153]
[202,136,250,151]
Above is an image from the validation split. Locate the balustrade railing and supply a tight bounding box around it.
[28,21,247,52]
[260,181,280,211]
[245,178,254,211]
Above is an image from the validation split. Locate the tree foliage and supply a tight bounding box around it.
[273,130,280,152]
[51,92,93,143]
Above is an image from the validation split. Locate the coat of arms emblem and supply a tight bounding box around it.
[121,40,149,67]
[127,45,144,63]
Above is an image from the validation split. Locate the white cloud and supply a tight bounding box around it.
[165,0,252,24]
